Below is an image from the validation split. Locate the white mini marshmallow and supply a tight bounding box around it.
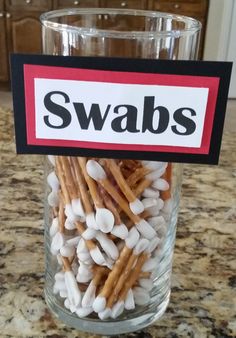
[47,190,59,207]
[78,252,91,262]
[60,244,75,258]
[124,289,135,310]
[98,308,112,320]
[152,178,169,191]
[86,212,99,230]
[64,218,76,230]
[133,287,150,305]
[111,224,129,239]
[145,199,164,216]
[162,198,173,215]
[65,270,81,308]
[147,216,166,229]
[142,161,167,171]
[48,155,55,166]
[82,281,96,308]
[90,246,106,265]
[82,228,97,240]
[96,232,119,260]
[95,208,114,233]
[77,238,88,254]
[125,227,140,249]
[111,301,125,319]
[129,198,144,215]
[47,171,60,191]
[72,198,85,218]
[135,219,156,240]
[139,278,153,291]
[93,296,106,313]
[50,217,59,237]
[142,197,159,209]
[142,188,160,198]
[65,204,79,222]
[64,298,70,310]
[51,232,65,255]
[145,164,167,180]
[142,258,158,272]
[59,290,68,298]
[54,271,65,282]
[66,236,81,247]
[86,160,106,181]
[76,307,93,318]
[146,237,160,253]
[133,238,150,255]
[57,254,63,266]
[76,271,93,283]
[53,279,66,294]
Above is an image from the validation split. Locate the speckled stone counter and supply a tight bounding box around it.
[0,106,235,338]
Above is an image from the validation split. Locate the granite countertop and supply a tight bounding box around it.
[0,106,235,338]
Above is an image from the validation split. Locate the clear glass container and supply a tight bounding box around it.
[41,8,201,335]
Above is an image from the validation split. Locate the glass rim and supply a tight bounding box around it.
[40,8,201,38]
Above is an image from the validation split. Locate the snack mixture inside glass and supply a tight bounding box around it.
[47,156,173,320]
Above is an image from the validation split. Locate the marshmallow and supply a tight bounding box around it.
[60,244,75,258]
[139,278,153,291]
[152,178,169,191]
[51,232,65,255]
[82,228,97,240]
[86,160,106,181]
[142,188,160,198]
[111,224,129,239]
[135,219,156,240]
[96,232,119,260]
[86,212,99,230]
[47,171,60,191]
[111,301,125,319]
[65,270,81,308]
[129,198,144,215]
[49,217,59,237]
[133,287,150,305]
[125,227,140,249]
[90,247,106,265]
[124,289,135,310]
[98,308,111,320]
[93,296,106,313]
[76,307,93,318]
[47,190,59,207]
[71,198,85,218]
[82,281,96,308]
[95,208,114,233]
[64,218,75,230]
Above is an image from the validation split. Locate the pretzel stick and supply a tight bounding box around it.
[106,239,149,309]
[133,178,152,197]
[58,194,65,233]
[126,166,151,187]
[105,159,144,215]
[86,160,156,239]
[92,245,133,312]
[70,157,98,229]
[109,252,148,318]
[60,156,78,200]
[78,157,103,208]
[78,157,114,233]
[55,156,70,205]
[118,252,148,302]
[82,265,109,308]
[160,163,172,201]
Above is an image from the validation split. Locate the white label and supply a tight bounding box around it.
[34,78,209,148]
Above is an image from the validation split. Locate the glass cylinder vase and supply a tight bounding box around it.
[41,8,201,335]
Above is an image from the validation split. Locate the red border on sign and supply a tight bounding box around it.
[24,64,219,155]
